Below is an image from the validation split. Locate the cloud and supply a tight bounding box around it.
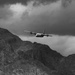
[19,35,75,56]
[9,3,28,19]
[0,0,62,35]
[0,0,75,57]
[0,0,28,6]
[0,0,59,6]
[0,0,75,36]
[0,3,30,28]
[61,0,72,8]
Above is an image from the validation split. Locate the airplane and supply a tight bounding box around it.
[24,30,52,37]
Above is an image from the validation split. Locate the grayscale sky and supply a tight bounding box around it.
[0,0,75,56]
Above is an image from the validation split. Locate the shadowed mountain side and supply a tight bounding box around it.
[0,28,22,50]
[0,27,61,75]
[0,27,74,75]
[18,42,63,70]
[0,28,23,69]
[57,54,75,75]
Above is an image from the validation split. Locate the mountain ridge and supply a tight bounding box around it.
[0,27,74,75]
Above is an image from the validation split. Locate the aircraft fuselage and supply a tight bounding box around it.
[36,34,44,37]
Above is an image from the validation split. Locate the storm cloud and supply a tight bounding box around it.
[0,0,61,35]
[0,0,74,36]
[0,0,75,56]
[0,0,59,6]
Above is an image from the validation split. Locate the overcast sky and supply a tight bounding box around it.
[0,0,75,56]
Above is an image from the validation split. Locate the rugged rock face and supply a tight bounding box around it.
[0,27,74,75]
[20,42,63,70]
[57,54,75,75]
[0,28,22,49]
[0,28,22,70]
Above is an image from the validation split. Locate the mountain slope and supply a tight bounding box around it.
[0,27,67,75]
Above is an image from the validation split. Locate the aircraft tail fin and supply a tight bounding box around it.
[43,29,45,34]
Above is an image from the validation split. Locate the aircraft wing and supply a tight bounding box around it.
[44,34,52,37]
[24,30,37,35]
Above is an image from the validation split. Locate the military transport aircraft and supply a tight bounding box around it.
[24,30,52,37]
